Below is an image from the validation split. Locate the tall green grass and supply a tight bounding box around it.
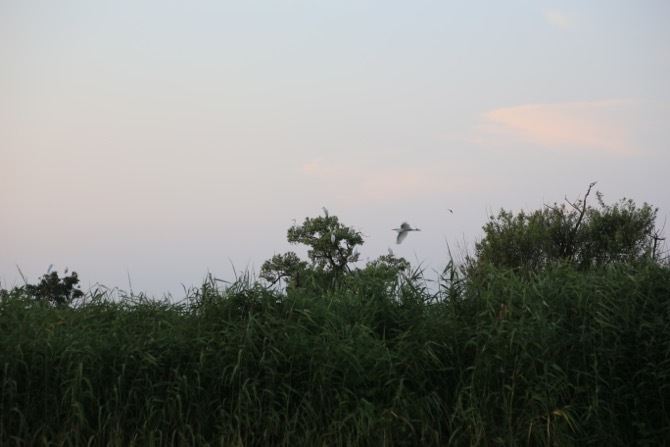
[1,262,669,445]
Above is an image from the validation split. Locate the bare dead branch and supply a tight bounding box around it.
[652,216,667,260]
[563,181,597,261]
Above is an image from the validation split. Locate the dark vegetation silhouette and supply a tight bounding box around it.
[465,182,665,280]
[1,186,668,446]
[2,269,83,306]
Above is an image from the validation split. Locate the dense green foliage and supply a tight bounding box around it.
[260,214,367,291]
[1,261,669,446]
[466,184,663,279]
[2,194,668,445]
[3,270,84,307]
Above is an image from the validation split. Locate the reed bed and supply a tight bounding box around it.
[1,262,669,446]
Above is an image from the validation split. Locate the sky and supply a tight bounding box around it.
[2,0,669,299]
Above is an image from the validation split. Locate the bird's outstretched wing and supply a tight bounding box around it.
[396,231,408,244]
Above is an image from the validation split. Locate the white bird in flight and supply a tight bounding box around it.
[393,222,421,244]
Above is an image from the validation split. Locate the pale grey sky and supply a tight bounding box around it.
[2,1,669,298]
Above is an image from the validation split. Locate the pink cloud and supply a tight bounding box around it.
[474,100,636,155]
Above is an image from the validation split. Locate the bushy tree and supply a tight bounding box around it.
[465,183,664,279]
[258,252,308,288]
[260,213,410,293]
[17,270,84,306]
[287,215,364,274]
[584,192,663,265]
[261,214,364,290]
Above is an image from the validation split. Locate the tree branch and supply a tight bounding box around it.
[564,181,597,261]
